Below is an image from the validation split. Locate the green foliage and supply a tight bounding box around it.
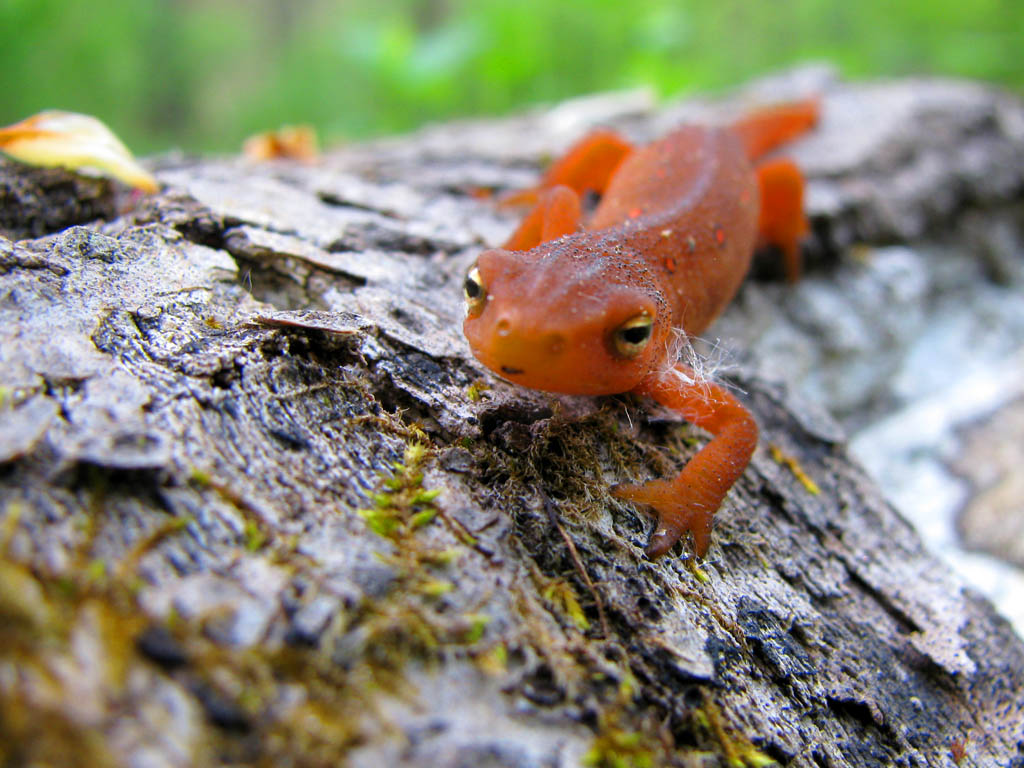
[357,442,441,543]
[1,0,1021,154]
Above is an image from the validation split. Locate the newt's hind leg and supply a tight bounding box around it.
[613,365,758,559]
[756,157,808,282]
[731,98,820,161]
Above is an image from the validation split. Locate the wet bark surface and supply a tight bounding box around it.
[1,69,1023,767]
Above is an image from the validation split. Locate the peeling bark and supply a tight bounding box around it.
[1,70,1023,768]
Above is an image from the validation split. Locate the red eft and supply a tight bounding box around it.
[463,100,820,559]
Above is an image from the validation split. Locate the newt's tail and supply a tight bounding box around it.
[730,98,820,161]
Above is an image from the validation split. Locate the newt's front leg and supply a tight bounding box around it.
[502,186,582,250]
[613,365,758,558]
[500,129,633,208]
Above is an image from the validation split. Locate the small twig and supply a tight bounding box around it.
[437,509,495,558]
[544,496,610,638]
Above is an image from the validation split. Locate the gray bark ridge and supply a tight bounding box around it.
[1,70,1023,768]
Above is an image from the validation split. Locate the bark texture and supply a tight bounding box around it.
[1,69,1023,768]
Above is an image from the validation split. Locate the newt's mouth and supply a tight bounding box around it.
[500,365,525,375]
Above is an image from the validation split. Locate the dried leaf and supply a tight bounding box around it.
[243,124,319,162]
[0,110,158,192]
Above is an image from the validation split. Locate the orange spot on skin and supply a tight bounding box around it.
[714,226,727,247]
[664,256,677,273]
[628,207,643,219]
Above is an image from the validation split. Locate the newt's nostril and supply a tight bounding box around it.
[496,318,511,336]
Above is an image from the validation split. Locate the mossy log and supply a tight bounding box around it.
[1,69,1023,768]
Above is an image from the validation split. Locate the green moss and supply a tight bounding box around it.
[0,490,373,767]
[583,731,654,768]
[463,613,491,644]
[345,439,502,690]
[0,553,156,767]
[458,408,746,766]
[0,427,499,767]
[541,578,590,632]
[416,577,454,597]
[466,380,490,402]
[358,442,443,542]
[582,677,662,768]
[85,557,107,582]
[0,558,59,646]
[0,364,770,767]
[685,557,710,583]
[187,631,376,766]
[696,699,779,767]
[0,693,117,768]
[243,519,268,551]
[188,467,212,487]
[474,642,508,676]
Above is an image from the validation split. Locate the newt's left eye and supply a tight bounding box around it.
[611,312,653,358]
[464,266,487,316]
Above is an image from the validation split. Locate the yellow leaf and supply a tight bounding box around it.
[0,110,158,192]
[242,124,318,162]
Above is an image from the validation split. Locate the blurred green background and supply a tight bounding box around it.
[1,0,1021,155]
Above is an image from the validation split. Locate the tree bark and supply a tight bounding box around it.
[1,69,1023,768]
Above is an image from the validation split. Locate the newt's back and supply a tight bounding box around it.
[590,125,760,336]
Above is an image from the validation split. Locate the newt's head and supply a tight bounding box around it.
[462,238,672,395]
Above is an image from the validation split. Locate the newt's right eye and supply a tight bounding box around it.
[464,266,487,316]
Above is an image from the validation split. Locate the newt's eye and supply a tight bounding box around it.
[463,266,487,316]
[611,312,653,358]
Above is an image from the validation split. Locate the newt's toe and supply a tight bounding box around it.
[645,526,681,559]
[613,481,714,559]
[643,512,712,559]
